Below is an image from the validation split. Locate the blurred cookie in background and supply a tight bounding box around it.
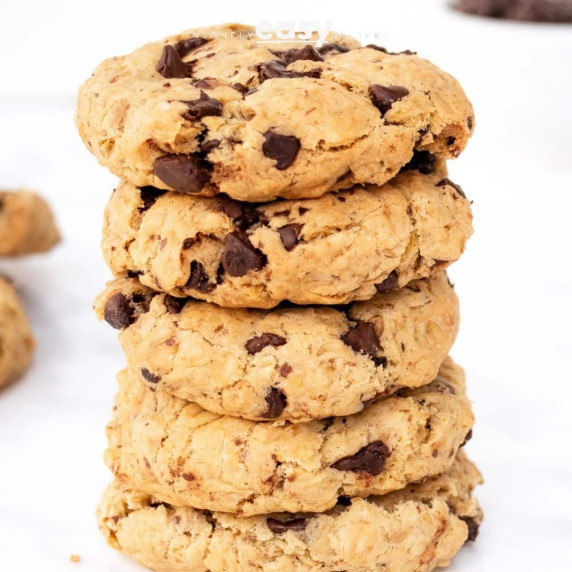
[452,0,572,22]
[0,276,35,389]
[0,190,61,256]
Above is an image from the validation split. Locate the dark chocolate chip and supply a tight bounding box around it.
[222,201,264,232]
[231,82,249,95]
[341,322,380,358]
[318,43,351,55]
[279,363,292,377]
[447,136,457,146]
[331,441,391,475]
[372,356,388,368]
[401,151,437,175]
[164,295,185,314]
[141,368,161,384]
[104,293,136,330]
[126,270,143,278]
[138,186,166,213]
[273,209,291,217]
[262,387,288,418]
[267,517,308,534]
[437,178,466,198]
[460,429,473,447]
[182,91,223,120]
[191,78,218,89]
[375,270,399,292]
[459,516,479,542]
[467,116,473,130]
[186,260,215,292]
[278,223,303,251]
[246,333,287,355]
[256,60,322,83]
[200,139,220,154]
[154,154,212,194]
[156,45,194,79]
[262,130,301,170]
[222,232,266,277]
[174,38,209,58]
[369,85,410,116]
[298,207,309,215]
[365,45,416,55]
[273,45,324,64]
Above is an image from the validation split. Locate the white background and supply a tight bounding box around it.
[0,0,571,570]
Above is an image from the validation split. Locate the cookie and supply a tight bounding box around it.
[99,450,482,572]
[101,162,472,308]
[0,190,61,256]
[452,0,572,22]
[105,358,473,516]
[0,276,35,388]
[76,24,474,202]
[95,272,459,422]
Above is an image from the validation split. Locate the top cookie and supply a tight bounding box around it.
[76,24,474,202]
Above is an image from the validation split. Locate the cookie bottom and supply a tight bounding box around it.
[98,451,482,572]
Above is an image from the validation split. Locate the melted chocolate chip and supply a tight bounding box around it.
[231,82,249,95]
[182,91,223,120]
[262,387,288,418]
[298,207,309,215]
[375,270,399,292]
[369,85,410,116]
[138,186,166,213]
[278,223,303,251]
[437,178,466,198]
[186,261,215,292]
[262,130,301,170]
[141,368,161,384]
[164,295,185,314]
[222,202,264,232]
[267,517,308,534]
[341,322,380,358]
[459,516,479,542]
[256,61,322,83]
[246,333,287,355]
[104,293,137,330]
[154,155,212,194]
[222,232,266,277]
[460,429,473,447]
[156,45,194,79]
[191,78,217,90]
[331,441,391,475]
[318,43,351,55]
[174,38,209,58]
[401,151,437,175]
[365,45,416,55]
[200,139,220,154]
[273,45,323,64]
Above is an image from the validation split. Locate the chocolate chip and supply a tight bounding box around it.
[246,333,287,355]
[318,43,351,55]
[267,517,308,534]
[182,472,195,482]
[174,38,209,58]
[262,387,287,418]
[262,130,301,170]
[126,270,142,278]
[459,516,479,542]
[164,295,185,314]
[401,151,437,175]
[222,202,264,232]
[103,293,137,330]
[447,136,457,146]
[369,85,410,116]
[191,78,218,89]
[231,82,249,95]
[279,363,292,377]
[375,270,399,292]
[298,207,309,215]
[256,61,322,83]
[182,91,223,120]
[436,178,466,198]
[186,261,215,292]
[156,45,194,79]
[341,322,380,358]
[460,429,473,447]
[273,45,323,64]
[331,441,391,475]
[273,209,290,217]
[467,116,473,130]
[365,45,416,55]
[278,223,303,251]
[222,232,266,277]
[141,368,161,384]
[154,155,212,194]
[138,186,166,213]
[200,139,220,154]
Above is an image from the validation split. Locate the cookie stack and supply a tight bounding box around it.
[77,24,482,571]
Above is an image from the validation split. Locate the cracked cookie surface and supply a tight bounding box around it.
[101,162,472,308]
[76,24,474,202]
[0,190,60,256]
[105,358,473,516]
[95,273,459,422]
[0,276,35,388]
[99,450,482,572]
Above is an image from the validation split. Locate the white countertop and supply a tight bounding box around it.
[0,1,571,570]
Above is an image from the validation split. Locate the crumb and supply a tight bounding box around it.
[70,554,80,563]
